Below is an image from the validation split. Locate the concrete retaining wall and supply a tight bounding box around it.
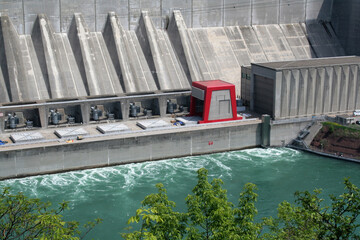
[270,120,310,146]
[0,0,334,34]
[0,118,319,179]
[0,122,262,179]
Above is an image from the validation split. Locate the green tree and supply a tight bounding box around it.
[124,168,360,240]
[234,183,263,239]
[186,168,236,239]
[122,183,187,240]
[264,178,360,240]
[0,187,101,240]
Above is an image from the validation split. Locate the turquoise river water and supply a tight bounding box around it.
[1,148,360,239]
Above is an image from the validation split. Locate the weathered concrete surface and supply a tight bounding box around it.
[251,57,360,120]
[32,14,87,99]
[0,121,262,179]
[136,11,190,90]
[304,21,345,58]
[24,0,60,33]
[96,0,129,32]
[168,11,345,96]
[304,122,322,147]
[331,0,360,55]
[0,0,355,58]
[103,12,158,93]
[270,120,311,147]
[252,24,296,62]
[0,0,337,33]
[0,1,351,104]
[0,15,49,102]
[68,13,123,96]
[0,66,10,103]
[279,24,313,59]
[0,117,313,179]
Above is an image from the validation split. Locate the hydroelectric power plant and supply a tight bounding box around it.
[0,0,360,179]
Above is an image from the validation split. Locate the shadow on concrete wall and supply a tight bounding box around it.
[330,0,360,55]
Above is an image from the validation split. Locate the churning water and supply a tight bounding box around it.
[1,148,360,239]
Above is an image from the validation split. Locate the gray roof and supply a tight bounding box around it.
[252,56,360,70]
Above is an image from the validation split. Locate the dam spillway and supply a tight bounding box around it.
[0,0,351,104]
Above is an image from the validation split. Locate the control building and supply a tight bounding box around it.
[250,56,360,119]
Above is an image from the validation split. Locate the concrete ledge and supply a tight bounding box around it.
[0,121,261,179]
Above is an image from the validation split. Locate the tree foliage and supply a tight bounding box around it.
[0,187,101,240]
[124,168,360,240]
[186,168,236,239]
[264,178,360,240]
[122,183,187,240]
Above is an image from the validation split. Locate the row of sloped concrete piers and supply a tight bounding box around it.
[0,9,345,104]
[0,11,191,104]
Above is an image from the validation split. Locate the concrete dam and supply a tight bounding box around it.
[0,0,352,104]
[0,0,360,179]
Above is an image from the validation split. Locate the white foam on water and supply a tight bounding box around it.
[241,148,300,163]
[0,148,302,200]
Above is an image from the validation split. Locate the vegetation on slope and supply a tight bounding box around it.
[311,122,360,159]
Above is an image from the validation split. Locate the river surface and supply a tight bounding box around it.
[1,148,360,239]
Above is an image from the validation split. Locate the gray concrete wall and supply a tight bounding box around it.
[270,120,310,146]
[167,10,344,97]
[0,0,350,105]
[0,0,335,34]
[0,118,318,179]
[331,0,360,55]
[253,63,360,120]
[0,122,262,179]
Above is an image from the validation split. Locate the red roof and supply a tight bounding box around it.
[192,80,234,89]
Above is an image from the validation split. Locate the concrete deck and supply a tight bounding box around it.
[0,115,260,152]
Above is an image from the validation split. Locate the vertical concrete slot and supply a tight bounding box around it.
[261,114,271,147]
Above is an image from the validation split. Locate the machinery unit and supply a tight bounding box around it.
[166,100,177,114]
[129,103,140,117]
[107,112,115,120]
[189,80,242,124]
[26,120,33,128]
[90,106,103,121]
[143,109,152,117]
[49,109,62,125]
[6,113,20,129]
[67,116,75,124]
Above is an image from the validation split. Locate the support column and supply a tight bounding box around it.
[0,113,4,134]
[158,96,167,117]
[38,106,48,128]
[261,114,271,147]
[120,99,130,121]
[81,103,90,125]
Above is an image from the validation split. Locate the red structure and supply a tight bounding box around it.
[189,80,242,124]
